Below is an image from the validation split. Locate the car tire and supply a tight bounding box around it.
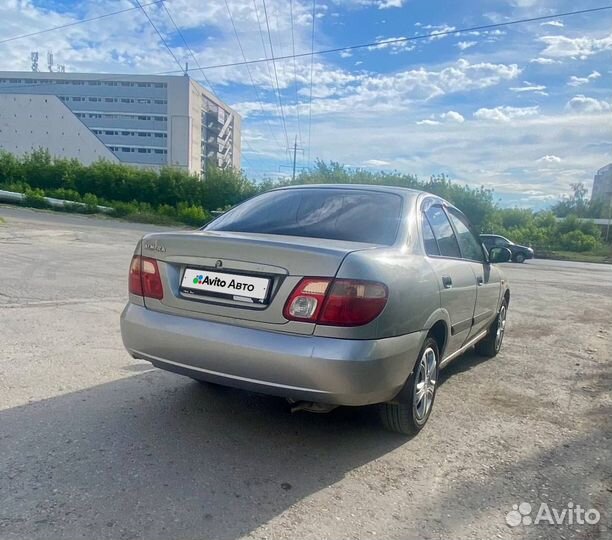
[379,337,439,435]
[475,299,508,358]
[514,253,526,263]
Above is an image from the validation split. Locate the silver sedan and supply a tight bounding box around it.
[121,185,511,434]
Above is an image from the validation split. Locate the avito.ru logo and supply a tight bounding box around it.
[506,501,600,527]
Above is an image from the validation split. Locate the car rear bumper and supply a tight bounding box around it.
[120,303,424,406]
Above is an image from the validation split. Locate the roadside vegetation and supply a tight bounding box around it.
[0,150,609,261]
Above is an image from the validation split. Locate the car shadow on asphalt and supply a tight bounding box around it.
[438,347,492,386]
[0,371,407,540]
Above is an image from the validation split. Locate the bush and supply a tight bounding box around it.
[82,193,99,213]
[23,188,49,209]
[0,151,606,248]
[559,230,599,252]
[176,203,210,227]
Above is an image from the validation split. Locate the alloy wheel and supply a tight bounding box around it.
[413,346,437,423]
[495,305,507,351]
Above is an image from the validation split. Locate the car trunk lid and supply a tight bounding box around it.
[139,230,376,332]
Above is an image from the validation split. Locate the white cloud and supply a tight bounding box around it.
[294,111,611,207]
[510,81,548,95]
[363,159,391,166]
[456,41,477,50]
[239,59,521,119]
[529,57,560,65]
[537,155,562,163]
[540,20,564,28]
[440,110,465,123]
[417,110,464,125]
[423,24,456,41]
[366,36,414,54]
[473,106,540,122]
[339,0,406,8]
[539,34,612,59]
[567,71,601,86]
[376,0,406,8]
[565,95,611,114]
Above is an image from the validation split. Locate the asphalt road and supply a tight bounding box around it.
[1,206,610,540]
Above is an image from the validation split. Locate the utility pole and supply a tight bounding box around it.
[291,135,298,182]
[606,197,611,243]
[287,135,304,183]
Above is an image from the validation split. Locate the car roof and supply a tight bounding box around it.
[272,183,424,197]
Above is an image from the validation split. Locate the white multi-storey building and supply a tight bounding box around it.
[592,163,612,204]
[0,71,241,174]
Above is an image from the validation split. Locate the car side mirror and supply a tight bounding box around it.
[489,246,512,264]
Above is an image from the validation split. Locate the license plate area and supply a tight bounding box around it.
[180,267,272,304]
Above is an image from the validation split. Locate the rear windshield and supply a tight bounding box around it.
[205,188,403,245]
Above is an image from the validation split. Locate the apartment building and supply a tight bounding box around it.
[0,71,241,174]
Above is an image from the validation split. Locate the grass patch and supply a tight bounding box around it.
[122,211,183,227]
[538,249,612,264]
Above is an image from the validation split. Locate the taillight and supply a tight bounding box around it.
[129,255,163,300]
[283,278,331,321]
[284,278,388,327]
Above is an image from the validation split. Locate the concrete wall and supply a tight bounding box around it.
[0,94,118,164]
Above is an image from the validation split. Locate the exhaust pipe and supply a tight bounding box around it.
[289,401,338,414]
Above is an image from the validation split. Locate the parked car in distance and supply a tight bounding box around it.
[121,185,512,435]
[480,234,534,263]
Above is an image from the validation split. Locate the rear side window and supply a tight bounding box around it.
[424,206,461,258]
[447,209,485,262]
[206,189,403,245]
[421,213,440,256]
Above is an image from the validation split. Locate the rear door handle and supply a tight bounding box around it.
[442,276,453,289]
[476,276,484,286]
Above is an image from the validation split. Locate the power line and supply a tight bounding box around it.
[156,2,266,170]
[289,0,302,148]
[252,0,290,160]
[158,1,215,93]
[133,0,185,73]
[307,0,316,167]
[0,0,165,46]
[261,0,290,150]
[223,0,284,152]
[160,5,612,74]
[253,0,275,89]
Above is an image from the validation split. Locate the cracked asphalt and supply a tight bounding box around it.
[0,205,610,540]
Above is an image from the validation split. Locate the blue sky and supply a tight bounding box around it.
[1,0,611,207]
